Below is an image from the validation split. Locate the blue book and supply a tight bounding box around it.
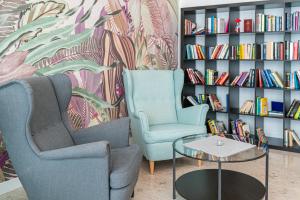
[295,72,299,89]
[267,70,278,87]
[211,17,214,33]
[264,70,274,87]
[261,70,269,87]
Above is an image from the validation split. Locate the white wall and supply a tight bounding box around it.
[180,0,266,8]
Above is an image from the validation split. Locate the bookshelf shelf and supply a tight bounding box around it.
[181,0,300,153]
[184,30,300,37]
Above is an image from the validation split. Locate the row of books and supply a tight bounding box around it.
[231,69,256,87]
[185,94,225,112]
[256,69,284,88]
[205,69,218,85]
[186,68,205,85]
[186,44,206,60]
[186,41,300,60]
[256,97,269,116]
[286,71,300,89]
[256,13,284,32]
[230,119,251,140]
[230,44,256,60]
[286,99,300,119]
[286,11,300,32]
[208,44,229,59]
[240,100,255,115]
[284,129,300,147]
[184,19,197,35]
[207,120,228,135]
[206,17,229,34]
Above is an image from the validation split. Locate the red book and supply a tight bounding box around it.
[259,69,263,88]
[219,73,229,85]
[244,19,253,33]
[294,42,298,60]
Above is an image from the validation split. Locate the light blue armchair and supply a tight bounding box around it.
[123,69,209,174]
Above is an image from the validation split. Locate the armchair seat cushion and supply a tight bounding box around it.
[110,144,142,189]
[144,123,207,144]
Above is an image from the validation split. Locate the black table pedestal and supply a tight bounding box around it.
[175,169,266,200]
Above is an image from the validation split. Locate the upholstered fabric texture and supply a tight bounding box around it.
[123,69,209,161]
[0,74,142,200]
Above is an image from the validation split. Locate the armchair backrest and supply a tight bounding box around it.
[0,75,74,159]
[123,69,184,125]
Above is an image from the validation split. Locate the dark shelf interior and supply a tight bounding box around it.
[181,0,300,153]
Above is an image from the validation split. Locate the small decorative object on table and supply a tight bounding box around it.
[234,18,241,33]
[244,19,253,32]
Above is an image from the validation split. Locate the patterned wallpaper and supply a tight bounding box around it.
[0,0,178,182]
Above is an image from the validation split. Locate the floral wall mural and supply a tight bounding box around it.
[0,0,178,182]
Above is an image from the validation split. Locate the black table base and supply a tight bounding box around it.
[175,169,266,200]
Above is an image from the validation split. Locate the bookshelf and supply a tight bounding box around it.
[181,1,300,153]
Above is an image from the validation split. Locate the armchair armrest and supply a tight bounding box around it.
[178,104,209,125]
[71,117,130,148]
[39,141,110,160]
[134,111,150,132]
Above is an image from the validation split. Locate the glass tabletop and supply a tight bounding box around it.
[173,134,268,163]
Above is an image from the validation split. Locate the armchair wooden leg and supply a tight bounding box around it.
[149,161,155,175]
[131,190,134,198]
[197,160,202,167]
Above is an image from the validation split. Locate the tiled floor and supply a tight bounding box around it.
[0,149,300,200]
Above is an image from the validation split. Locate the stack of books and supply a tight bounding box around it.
[285,71,300,89]
[230,119,251,140]
[186,44,206,60]
[197,94,225,112]
[256,97,268,116]
[240,100,254,115]
[284,41,300,60]
[230,44,256,60]
[206,16,229,34]
[186,68,205,85]
[256,69,284,88]
[269,101,284,117]
[286,99,300,119]
[207,120,228,135]
[208,44,229,59]
[256,13,284,32]
[214,72,229,86]
[205,69,218,85]
[284,129,300,147]
[185,19,206,35]
[230,69,255,87]
[257,42,285,60]
[285,11,300,31]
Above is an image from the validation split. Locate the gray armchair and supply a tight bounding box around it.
[0,74,142,200]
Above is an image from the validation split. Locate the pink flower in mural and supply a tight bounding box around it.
[0,51,36,84]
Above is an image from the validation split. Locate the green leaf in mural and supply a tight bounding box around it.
[35,60,112,76]
[65,0,85,16]
[25,29,92,65]
[94,10,122,28]
[18,25,74,51]
[72,87,113,109]
[79,0,98,23]
[0,17,58,57]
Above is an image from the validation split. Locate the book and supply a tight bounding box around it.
[240,100,254,114]
[206,17,229,34]
[244,19,253,32]
[186,96,198,106]
[260,98,268,116]
[256,13,284,32]
[290,130,300,145]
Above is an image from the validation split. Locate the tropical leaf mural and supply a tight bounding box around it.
[0,0,178,182]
